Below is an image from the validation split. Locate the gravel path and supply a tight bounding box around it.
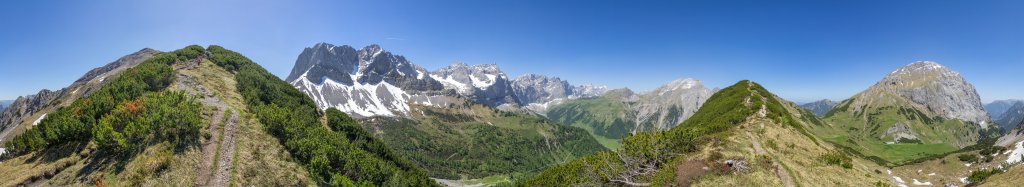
[176,70,237,187]
[211,110,239,187]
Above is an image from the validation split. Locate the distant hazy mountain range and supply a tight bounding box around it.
[0,100,12,112]
[986,100,1022,118]
[799,99,836,116]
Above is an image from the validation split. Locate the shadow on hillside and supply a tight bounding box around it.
[25,141,89,163]
[73,136,202,178]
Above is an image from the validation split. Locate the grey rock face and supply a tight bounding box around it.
[882,122,919,142]
[852,61,991,127]
[0,48,158,143]
[0,89,60,132]
[355,45,444,91]
[799,99,836,116]
[286,43,360,85]
[986,100,1023,119]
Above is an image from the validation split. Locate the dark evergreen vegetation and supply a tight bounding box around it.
[5,46,205,156]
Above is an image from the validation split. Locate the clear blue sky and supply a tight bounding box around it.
[1,0,1022,103]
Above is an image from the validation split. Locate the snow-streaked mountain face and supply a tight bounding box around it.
[287,43,607,118]
[287,43,449,118]
[850,61,992,127]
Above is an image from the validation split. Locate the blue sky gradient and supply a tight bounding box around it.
[1,0,1021,103]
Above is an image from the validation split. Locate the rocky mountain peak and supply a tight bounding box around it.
[654,78,702,94]
[285,43,359,84]
[884,61,962,85]
[855,61,991,126]
[289,43,440,91]
[360,44,384,55]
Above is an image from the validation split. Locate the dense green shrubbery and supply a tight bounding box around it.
[967,168,1003,183]
[363,114,605,179]
[93,91,202,151]
[207,46,435,186]
[958,153,980,163]
[819,151,853,169]
[5,46,203,155]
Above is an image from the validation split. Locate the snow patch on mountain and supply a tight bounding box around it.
[293,75,410,118]
[32,113,47,126]
[1007,140,1024,164]
[430,74,471,93]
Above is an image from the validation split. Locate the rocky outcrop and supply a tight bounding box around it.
[0,48,159,143]
[799,99,836,116]
[0,90,60,131]
[881,122,919,142]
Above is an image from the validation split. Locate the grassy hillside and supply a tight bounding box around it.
[546,95,633,150]
[360,97,606,180]
[524,80,890,186]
